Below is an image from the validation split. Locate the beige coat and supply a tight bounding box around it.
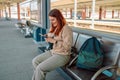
[49,25,73,55]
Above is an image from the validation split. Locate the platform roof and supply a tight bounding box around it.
[0,0,25,9]
[51,0,120,11]
[0,0,120,11]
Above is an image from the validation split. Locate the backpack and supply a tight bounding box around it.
[76,37,104,70]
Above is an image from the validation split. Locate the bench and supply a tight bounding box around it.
[15,19,26,29]
[60,31,120,80]
[15,20,34,38]
[37,29,120,80]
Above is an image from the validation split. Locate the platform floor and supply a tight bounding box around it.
[0,19,65,80]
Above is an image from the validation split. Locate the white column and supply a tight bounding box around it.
[74,0,77,27]
[91,0,95,29]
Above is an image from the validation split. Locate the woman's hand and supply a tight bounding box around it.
[45,37,56,43]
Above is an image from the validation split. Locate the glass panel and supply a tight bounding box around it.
[20,1,30,20]
[94,0,120,34]
[30,0,39,22]
[50,0,120,34]
[11,6,17,18]
[50,0,74,26]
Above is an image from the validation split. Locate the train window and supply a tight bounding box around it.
[50,0,120,34]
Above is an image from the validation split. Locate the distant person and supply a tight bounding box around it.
[32,9,73,80]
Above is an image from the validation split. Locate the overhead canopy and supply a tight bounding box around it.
[0,0,25,9]
[51,0,120,11]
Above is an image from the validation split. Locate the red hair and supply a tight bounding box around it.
[49,9,66,36]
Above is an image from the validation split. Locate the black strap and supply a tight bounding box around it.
[73,33,79,47]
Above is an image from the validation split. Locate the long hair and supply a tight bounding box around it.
[49,9,66,36]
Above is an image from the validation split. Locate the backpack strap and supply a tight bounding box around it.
[93,37,102,55]
[67,33,79,67]
[93,37,98,55]
[74,33,79,47]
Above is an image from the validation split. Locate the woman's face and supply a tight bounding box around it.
[49,16,58,27]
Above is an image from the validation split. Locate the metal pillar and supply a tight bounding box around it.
[17,3,20,20]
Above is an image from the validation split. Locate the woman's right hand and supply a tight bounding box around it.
[47,33,54,38]
[45,37,56,44]
[43,34,48,38]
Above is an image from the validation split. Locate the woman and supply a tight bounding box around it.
[32,9,73,80]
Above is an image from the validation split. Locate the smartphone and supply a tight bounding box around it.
[39,33,44,36]
[39,33,47,38]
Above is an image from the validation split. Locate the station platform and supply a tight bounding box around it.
[0,19,65,80]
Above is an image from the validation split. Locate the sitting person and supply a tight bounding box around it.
[32,9,73,80]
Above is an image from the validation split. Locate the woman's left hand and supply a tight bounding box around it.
[45,37,56,43]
